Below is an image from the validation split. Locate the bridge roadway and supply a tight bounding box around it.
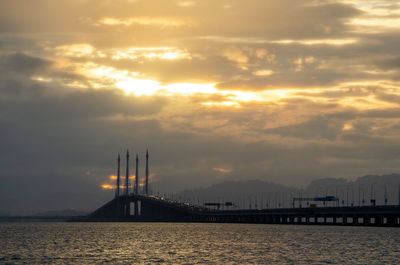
[71,195,400,227]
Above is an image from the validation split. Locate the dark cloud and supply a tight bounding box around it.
[0,90,166,121]
[217,71,347,90]
[0,0,360,39]
[375,56,400,70]
[375,92,400,105]
[264,115,342,140]
[0,53,51,74]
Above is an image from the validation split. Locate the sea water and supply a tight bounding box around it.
[1,222,399,264]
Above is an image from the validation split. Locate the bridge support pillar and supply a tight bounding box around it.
[273,216,278,224]
[376,216,383,226]
[125,199,130,217]
[387,216,396,226]
[282,216,287,224]
[353,215,358,225]
[365,215,371,225]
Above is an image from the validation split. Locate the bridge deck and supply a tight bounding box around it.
[70,195,400,227]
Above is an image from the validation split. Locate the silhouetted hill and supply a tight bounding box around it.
[34,208,88,217]
[306,173,400,206]
[178,180,298,209]
[0,211,8,216]
[177,174,400,208]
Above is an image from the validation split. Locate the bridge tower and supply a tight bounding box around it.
[125,150,130,216]
[125,150,129,196]
[146,150,149,195]
[116,153,120,198]
[135,154,139,195]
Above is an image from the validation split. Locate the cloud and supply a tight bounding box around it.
[375,56,400,70]
[0,0,400,214]
[0,53,51,74]
[252,70,274,77]
[213,167,232,173]
[94,16,192,27]
[264,115,343,141]
[222,47,249,65]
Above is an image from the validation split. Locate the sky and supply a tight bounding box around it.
[1,0,400,214]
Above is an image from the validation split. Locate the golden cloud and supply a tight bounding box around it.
[213,167,233,174]
[96,16,192,27]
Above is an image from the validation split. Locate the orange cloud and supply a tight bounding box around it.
[96,16,191,27]
[101,184,114,190]
[213,167,233,174]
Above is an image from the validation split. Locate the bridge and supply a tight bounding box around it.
[71,194,400,227]
[70,150,400,226]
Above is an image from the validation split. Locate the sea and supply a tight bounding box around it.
[0,222,399,264]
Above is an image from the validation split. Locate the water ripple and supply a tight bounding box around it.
[0,223,399,264]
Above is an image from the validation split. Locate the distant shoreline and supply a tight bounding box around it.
[0,216,86,222]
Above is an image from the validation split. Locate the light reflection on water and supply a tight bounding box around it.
[0,222,399,264]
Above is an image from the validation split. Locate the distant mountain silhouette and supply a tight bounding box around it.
[0,210,8,216]
[34,208,88,217]
[176,174,400,208]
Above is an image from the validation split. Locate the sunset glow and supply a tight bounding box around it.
[2,0,400,215]
[213,167,233,174]
[101,184,114,190]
